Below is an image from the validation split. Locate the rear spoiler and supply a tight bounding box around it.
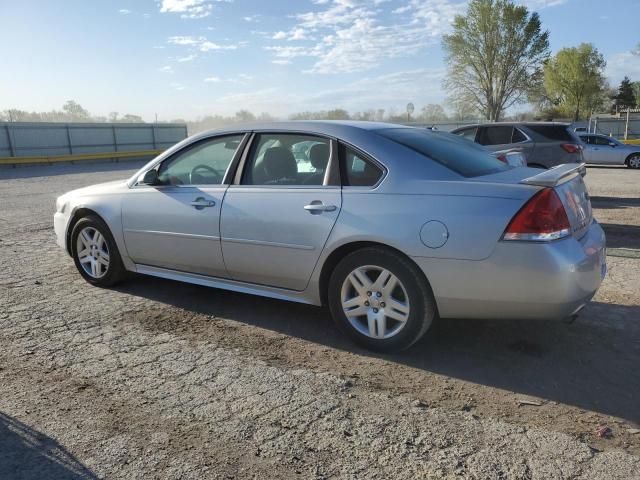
[520,163,587,187]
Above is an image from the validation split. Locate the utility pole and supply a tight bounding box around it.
[624,109,630,141]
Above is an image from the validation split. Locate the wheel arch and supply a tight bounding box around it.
[318,241,436,309]
[65,207,108,255]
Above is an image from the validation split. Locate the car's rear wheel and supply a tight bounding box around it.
[328,247,436,352]
[71,215,125,287]
[626,154,640,169]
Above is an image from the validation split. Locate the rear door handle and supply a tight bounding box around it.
[190,197,216,209]
[304,201,337,213]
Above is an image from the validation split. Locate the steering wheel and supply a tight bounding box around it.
[190,164,222,184]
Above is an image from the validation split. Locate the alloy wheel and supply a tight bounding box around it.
[76,226,110,279]
[340,265,410,339]
[629,155,640,169]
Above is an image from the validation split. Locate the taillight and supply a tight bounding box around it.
[561,143,581,154]
[496,154,508,163]
[503,188,570,241]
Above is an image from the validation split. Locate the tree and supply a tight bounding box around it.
[420,104,448,122]
[614,76,636,111]
[120,114,144,123]
[543,43,606,120]
[632,81,640,108]
[62,100,90,121]
[442,0,550,122]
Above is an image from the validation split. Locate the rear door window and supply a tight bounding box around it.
[340,144,384,187]
[454,127,478,142]
[512,128,527,143]
[476,126,513,146]
[526,125,574,141]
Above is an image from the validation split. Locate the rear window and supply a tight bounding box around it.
[526,125,574,141]
[377,128,510,178]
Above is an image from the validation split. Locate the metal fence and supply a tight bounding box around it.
[0,122,188,163]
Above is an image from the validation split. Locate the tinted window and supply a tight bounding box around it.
[378,128,509,178]
[512,128,527,143]
[593,136,612,146]
[578,135,592,144]
[157,134,243,185]
[454,127,477,141]
[477,126,513,146]
[341,145,384,187]
[242,133,330,186]
[526,125,573,141]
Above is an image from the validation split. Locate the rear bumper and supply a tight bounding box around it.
[413,221,606,320]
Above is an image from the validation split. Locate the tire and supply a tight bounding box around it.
[70,215,125,287]
[626,154,640,169]
[328,247,436,353]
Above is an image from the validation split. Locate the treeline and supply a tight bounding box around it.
[1,100,145,123]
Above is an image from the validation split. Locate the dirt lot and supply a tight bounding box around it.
[0,162,639,479]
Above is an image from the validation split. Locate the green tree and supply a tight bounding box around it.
[442,0,550,121]
[615,76,636,110]
[543,43,606,120]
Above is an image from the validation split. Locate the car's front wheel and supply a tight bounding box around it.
[71,215,125,287]
[328,247,436,352]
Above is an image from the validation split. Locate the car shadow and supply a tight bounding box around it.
[0,412,97,479]
[600,223,640,249]
[117,275,640,424]
[0,159,146,180]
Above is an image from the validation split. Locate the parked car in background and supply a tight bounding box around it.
[451,122,583,169]
[578,134,640,168]
[54,121,605,352]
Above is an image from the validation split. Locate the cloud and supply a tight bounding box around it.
[159,65,174,73]
[168,35,238,51]
[159,0,232,19]
[204,76,222,82]
[118,9,131,14]
[243,14,260,22]
[177,54,197,62]
[272,59,292,65]
[170,82,186,91]
[516,0,568,9]
[264,0,464,74]
[606,50,640,84]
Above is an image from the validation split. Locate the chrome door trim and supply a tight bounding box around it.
[123,228,220,241]
[222,236,315,251]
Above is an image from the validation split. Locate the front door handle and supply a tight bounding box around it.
[304,201,337,214]
[190,197,216,210]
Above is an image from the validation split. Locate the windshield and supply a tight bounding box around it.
[376,128,510,177]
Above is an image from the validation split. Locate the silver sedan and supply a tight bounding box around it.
[54,121,606,352]
[579,134,640,168]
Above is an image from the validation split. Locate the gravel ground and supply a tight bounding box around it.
[0,162,639,479]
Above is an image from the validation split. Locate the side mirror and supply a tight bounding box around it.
[608,142,616,147]
[139,169,159,185]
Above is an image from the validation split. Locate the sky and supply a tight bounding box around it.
[1,0,638,121]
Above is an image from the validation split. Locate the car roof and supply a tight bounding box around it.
[453,121,571,129]
[190,120,407,139]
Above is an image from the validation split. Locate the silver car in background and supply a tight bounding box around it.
[578,133,640,168]
[451,122,584,169]
[54,121,606,352]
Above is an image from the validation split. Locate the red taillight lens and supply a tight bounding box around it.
[561,143,580,154]
[503,188,570,241]
[496,154,508,163]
